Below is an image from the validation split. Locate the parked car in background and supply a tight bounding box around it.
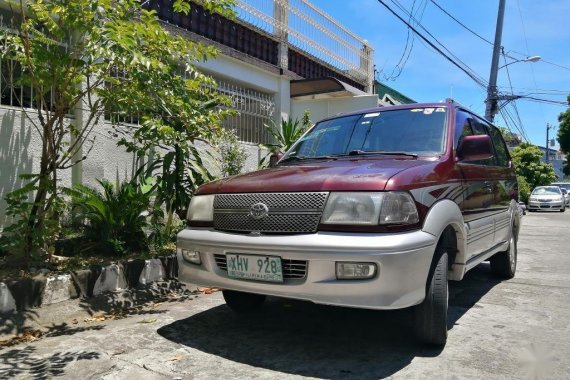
[528,186,566,212]
[551,183,570,207]
[551,182,570,193]
[560,188,570,207]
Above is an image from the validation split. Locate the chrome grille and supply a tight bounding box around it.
[214,213,322,233]
[214,192,328,209]
[214,254,307,280]
[213,192,328,234]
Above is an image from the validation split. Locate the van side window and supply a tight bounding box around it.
[455,111,496,166]
[454,111,474,148]
[489,126,510,167]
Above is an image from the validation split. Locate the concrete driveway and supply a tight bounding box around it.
[1,211,569,379]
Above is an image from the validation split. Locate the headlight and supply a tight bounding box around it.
[529,196,537,202]
[187,195,215,222]
[321,192,418,225]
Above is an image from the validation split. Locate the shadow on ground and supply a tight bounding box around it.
[158,263,502,379]
[0,346,100,379]
[78,280,196,316]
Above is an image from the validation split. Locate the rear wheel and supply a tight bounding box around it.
[414,250,448,346]
[222,290,266,313]
[490,230,517,279]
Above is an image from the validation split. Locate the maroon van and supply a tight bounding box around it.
[177,100,520,346]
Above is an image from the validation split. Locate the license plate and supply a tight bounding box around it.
[226,254,283,283]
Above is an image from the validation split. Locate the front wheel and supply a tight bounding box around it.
[490,233,517,279]
[560,208,566,213]
[414,251,448,346]
[222,290,266,313]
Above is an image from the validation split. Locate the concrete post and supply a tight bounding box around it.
[360,43,374,94]
[274,0,289,72]
[484,0,506,123]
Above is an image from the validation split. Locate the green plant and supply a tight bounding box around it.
[517,175,531,204]
[557,95,570,176]
[217,129,248,177]
[65,177,158,256]
[511,143,557,189]
[0,178,67,267]
[259,110,312,167]
[0,0,235,262]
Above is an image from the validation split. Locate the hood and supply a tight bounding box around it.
[197,158,437,194]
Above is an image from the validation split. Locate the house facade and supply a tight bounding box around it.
[538,146,567,180]
[0,0,378,231]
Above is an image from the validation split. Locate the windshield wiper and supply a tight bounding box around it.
[279,155,338,163]
[346,150,418,158]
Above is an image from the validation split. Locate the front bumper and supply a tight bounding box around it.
[528,200,565,211]
[176,228,438,310]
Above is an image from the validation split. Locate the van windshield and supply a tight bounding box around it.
[281,107,448,162]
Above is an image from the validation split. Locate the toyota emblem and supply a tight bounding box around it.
[249,202,269,220]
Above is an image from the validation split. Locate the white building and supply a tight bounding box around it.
[0,0,378,230]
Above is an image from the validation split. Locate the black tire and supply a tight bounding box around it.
[414,251,448,347]
[222,290,266,313]
[560,208,565,213]
[490,230,517,279]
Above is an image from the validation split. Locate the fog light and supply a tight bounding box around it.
[336,262,377,280]
[179,248,201,264]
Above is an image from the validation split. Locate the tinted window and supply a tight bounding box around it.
[285,108,448,160]
[455,111,495,166]
[454,111,474,148]
[489,126,510,167]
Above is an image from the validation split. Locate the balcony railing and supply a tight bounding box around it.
[234,0,373,88]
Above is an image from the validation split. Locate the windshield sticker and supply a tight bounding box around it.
[363,112,380,118]
[423,108,435,115]
[435,107,445,112]
[410,108,424,112]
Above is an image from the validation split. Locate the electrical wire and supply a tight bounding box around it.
[428,0,493,46]
[389,0,487,86]
[376,0,488,88]
[383,0,428,81]
[501,49,529,142]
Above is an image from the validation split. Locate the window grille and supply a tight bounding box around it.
[215,78,275,144]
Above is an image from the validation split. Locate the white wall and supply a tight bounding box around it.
[291,94,378,123]
[0,107,138,232]
[195,54,290,123]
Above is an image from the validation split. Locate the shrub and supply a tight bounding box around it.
[65,177,158,256]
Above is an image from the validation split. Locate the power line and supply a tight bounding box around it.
[389,0,487,86]
[383,0,424,81]
[503,51,570,72]
[501,50,529,141]
[514,0,547,126]
[376,0,488,88]
[428,0,493,46]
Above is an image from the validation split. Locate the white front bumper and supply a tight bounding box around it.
[177,228,438,310]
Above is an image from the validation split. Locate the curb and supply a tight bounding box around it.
[0,255,179,313]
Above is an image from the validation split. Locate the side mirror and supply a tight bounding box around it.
[269,152,284,167]
[456,135,493,162]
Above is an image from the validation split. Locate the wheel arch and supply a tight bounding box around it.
[422,199,467,281]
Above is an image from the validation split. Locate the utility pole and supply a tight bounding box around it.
[484,0,506,123]
[546,123,552,163]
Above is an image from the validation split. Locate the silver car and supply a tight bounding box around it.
[551,183,570,207]
[528,186,566,212]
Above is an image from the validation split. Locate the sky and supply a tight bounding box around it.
[310,0,570,148]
